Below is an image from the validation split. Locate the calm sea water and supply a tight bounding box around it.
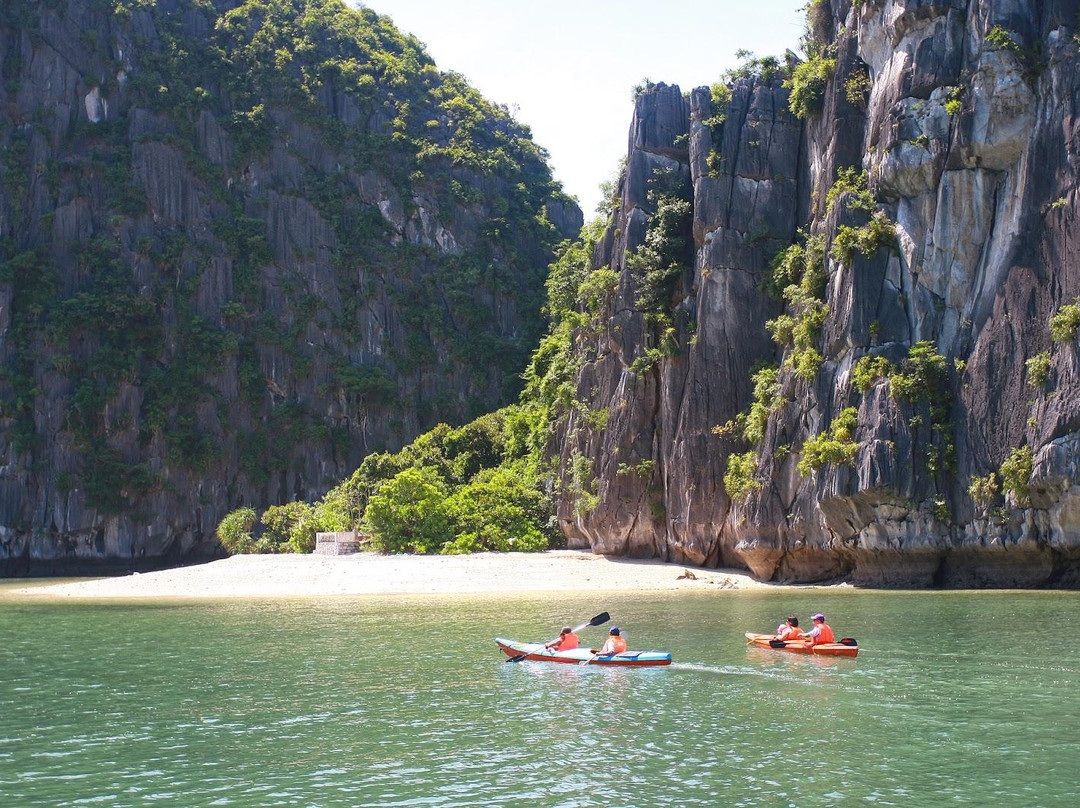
[1,585,1078,807]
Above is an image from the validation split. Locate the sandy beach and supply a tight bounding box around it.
[10,550,771,599]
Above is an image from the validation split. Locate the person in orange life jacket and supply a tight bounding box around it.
[804,613,835,645]
[775,616,803,640]
[594,626,627,655]
[545,627,579,651]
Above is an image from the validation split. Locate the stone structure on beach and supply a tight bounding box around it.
[549,0,1080,586]
[313,531,362,556]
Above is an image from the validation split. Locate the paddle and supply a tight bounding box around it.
[506,612,610,663]
[839,637,858,646]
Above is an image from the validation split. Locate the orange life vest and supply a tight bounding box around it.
[809,623,835,645]
[600,635,627,654]
[780,626,804,640]
[554,632,579,651]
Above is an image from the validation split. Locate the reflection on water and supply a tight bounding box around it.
[1,589,1079,806]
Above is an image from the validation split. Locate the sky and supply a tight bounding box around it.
[354,1,808,217]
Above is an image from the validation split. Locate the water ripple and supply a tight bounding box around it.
[2,592,1080,805]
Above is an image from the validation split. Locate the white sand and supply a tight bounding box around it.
[11,550,770,599]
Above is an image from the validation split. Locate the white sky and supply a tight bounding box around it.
[354,1,808,217]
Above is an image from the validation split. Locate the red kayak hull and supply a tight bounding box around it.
[745,632,859,658]
[496,638,672,666]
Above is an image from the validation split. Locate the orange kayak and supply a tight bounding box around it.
[744,632,859,658]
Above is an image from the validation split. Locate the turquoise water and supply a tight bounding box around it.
[2,587,1078,806]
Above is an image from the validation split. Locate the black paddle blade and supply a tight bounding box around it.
[769,639,787,648]
[839,637,858,646]
[589,612,610,627]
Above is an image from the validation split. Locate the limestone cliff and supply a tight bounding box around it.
[0,0,579,571]
[552,0,1080,586]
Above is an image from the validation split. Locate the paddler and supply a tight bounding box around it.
[594,626,627,655]
[775,616,803,640]
[545,626,580,651]
[804,613,835,646]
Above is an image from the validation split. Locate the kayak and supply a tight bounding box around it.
[744,632,859,658]
[495,637,672,666]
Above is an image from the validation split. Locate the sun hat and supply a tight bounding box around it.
[812,613,825,622]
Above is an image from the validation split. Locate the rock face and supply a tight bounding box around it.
[0,0,579,571]
[552,1,1080,586]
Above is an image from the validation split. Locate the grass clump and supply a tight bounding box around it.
[765,232,826,299]
[797,407,860,475]
[830,212,896,265]
[968,472,999,511]
[944,85,964,116]
[825,167,874,214]
[852,354,894,393]
[1026,351,1051,388]
[713,364,785,447]
[1000,446,1034,507]
[724,450,761,502]
[888,341,948,403]
[786,53,836,119]
[216,507,258,554]
[765,232,829,382]
[1049,299,1080,342]
[744,365,784,445]
[843,67,872,108]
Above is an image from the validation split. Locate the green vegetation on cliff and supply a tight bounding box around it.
[224,407,558,554]
[220,193,626,554]
[1,0,577,542]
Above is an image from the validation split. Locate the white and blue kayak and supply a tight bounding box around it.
[495,637,672,667]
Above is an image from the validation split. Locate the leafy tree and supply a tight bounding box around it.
[441,466,549,553]
[364,466,452,553]
[545,238,593,317]
[261,501,315,553]
[311,485,356,539]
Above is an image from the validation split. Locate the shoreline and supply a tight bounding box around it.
[6,550,777,599]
